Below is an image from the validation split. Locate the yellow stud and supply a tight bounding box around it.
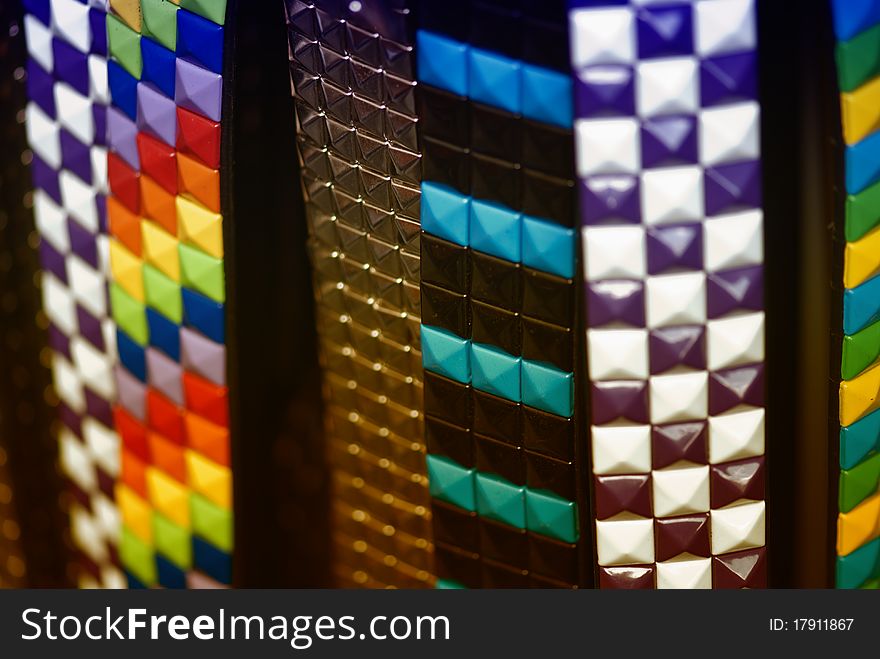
[837,492,880,556]
[841,76,880,146]
[840,361,880,426]
[109,238,145,302]
[176,195,224,258]
[185,450,231,509]
[109,0,143,32]
[141,220,180,281]
[117,483,153,544]
[146,467,190,528]
[844,226,880,288]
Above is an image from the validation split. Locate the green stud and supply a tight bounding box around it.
[107,14,143,79]
[846,179,880,242]
[143,264,183,323]
[120,527,157,586]
[180,0,228,26]
[179,244,225,303]
[426,454,475,511]
[191,493,232,552]
[142,0,179,51]
[836,537,880,589]
[839,452,880,512]
[841,320,880,380]
[525,489,578,543]
[475,472,525,529]
[110,283,148,345]
[836,24,880,93]
[153,512,192,569]
[435,578,467,589]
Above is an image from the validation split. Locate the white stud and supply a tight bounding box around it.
[707,311,764,370]
[650,371,709,424]
[51,0,92,53]
[83,418,120,478]
[60,170,99,232]
[575,118,641,177]
[24,15,54,72]
[588,328,649,380]
[596,518,655,566]
[699,101,760,166]
[583,225,646,281]
[641,166,703,225]
[34,189,70,253]
[592,425,652,475]
[53,354,85,413]
[704,210,763,271]
[637,58,699,117]
[710,500,765,554]
[26,102,61,169]
[652,465,710,517]
[709,407,765,463]
[570,8,635,67]
[67,255,107,317]
[72,336,115,400]
[646,271,706,327]
[695,0,756,57]
[656,556,713,589]
[43,273,77,335]
[55,82,94,145]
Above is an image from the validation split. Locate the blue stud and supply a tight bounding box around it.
[417,31,468,96]
[468,48,521,114]
[522,216,575,278]
[421,181,470,246]
[177,8,225,74]
[469,199,521,262]
[522,65,573,129]
[471,342,521,402]
[147,308,181,361]
[192,536,232,584]
[141,38,177,99]
[421,325,470,383]
[108,59,139,120]
[521,360,573,417]
[182,288,225,343]
[117,328,147,382]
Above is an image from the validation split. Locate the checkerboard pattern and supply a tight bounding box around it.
[571,0,767,588]
[103,0,232,589]
[830,0,880,590]
[285,0,434,588]
[22,0,126,589]
[416,0,590,589]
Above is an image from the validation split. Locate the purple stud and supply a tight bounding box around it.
[707,265,763,317]
[136,83,178,148]
[39,239,68,283]
[649,325,705,373]
[652,421,707,469]
[68,219,99,269]
[76,304,106,352]
[175,59,223,123]
[704,160,762,216]
[636,5,694,59]
[30,153,62,203]
[581,175,641,225]
[47,323,72,361]
[106,106,140,170]
[641,115,698,168]
[701,52,758,107]
[591,380,649,424]
[60,129,93,185]
[575,65,635,118]
[646,223,703,274]
[587,279,646,327]
[26,58,56,117]
[709,364,764,415]
[52,38,89,96]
